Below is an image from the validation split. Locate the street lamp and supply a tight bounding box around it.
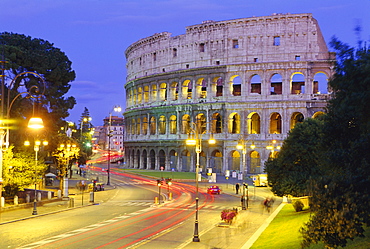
[26,117,47,215]
[166,178,172,201]
[266,140,281,158]
[236,135,256,179]
[53,142,80,199]
[156,179,162,204]
[107,105,121,186]
[186,122,216,242]
[0,71,45,209]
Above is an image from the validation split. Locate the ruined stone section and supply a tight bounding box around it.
[123,13,334,174]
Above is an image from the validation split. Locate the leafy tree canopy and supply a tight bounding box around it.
[1,32,77,146]
[266,117,325,197]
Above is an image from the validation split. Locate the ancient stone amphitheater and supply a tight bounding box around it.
[123,13,334,176]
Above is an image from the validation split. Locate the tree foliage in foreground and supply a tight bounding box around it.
[300,38,370,248]
[265,118,325,197]
[2,146,48,197]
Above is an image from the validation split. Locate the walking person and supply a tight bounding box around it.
[235,183,240,194]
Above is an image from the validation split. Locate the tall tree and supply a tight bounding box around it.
[0,32,76,147]
[301,38,370,248]
[265,117,325,197]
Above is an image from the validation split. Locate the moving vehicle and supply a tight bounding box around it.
[207,185,221,194]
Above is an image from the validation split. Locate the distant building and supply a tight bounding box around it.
[103,116,125,153]
[123,13,335,174]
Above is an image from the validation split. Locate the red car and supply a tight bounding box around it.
[207,185,221,194]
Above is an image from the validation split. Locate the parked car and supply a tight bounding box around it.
[88,182,105,192]
[207,185,221,194]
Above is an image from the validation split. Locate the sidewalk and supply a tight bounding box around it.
[0,175,113,225]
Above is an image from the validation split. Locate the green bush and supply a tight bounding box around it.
[292,199,304,212]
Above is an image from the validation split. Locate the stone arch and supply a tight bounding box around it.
[131,118,136,135]
[169,115,177,134]
[143,116,148,135]
[313,111,325,119]
[248,112,260,134]
[144,85,149,102]
[149,149,156,170]
[142,149,148,169]
[136,118,141,135]
[269,112,282,134]
[133,89,137,105]
[181,114,191,134]
[229,150,240,171]
[210,149,223,173]
[228,112,240,134]
[182,79,192,99]
[136,149,141,169]
[137,87,143,103]
[270,73,282,95]
[160,82,167,101]
[159,150,166,170]
[313,72,329,94]
[249,150,261,174]
[196,78,207,99]
[151,84,157,102]
[196,113,206,134]
[158,115,166,134]
[291,72,305,94]
[230,75,241,96]
[150,116,156,135]
[213,76,223,97]
[290,112,304,130]
[212,112,222,133]
[170,81,178,100]
[169,150,178,170]
[250,74,261,94]
[181,150,191,171]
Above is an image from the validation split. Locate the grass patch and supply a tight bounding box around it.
[118,169,198,180]
[251,204,370,249]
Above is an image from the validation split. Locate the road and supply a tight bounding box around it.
[1,169,251,249]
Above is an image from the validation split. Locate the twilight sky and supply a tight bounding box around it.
[1,0,369,125]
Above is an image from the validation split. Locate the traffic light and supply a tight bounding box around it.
[166,178,172,186]
[157,179,162,186]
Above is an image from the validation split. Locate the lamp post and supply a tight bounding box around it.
[186,122,216,242]
[107,105,121,186]
[25,117,47,215]
[0,70,45,209]
[236,135,255,210]
[54,142,80,199]
[156,179,162,204]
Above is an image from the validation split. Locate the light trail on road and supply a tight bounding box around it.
[19,171,215,249]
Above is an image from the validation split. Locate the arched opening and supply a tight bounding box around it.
[170,81,178,100]
[196,78,207,99]
[270,112,282,134]
[144,86,149,102]
[251,74,261,94]
[212,113,222,133]
[210,150,223,173]
[231,75,241,96]
[313,111,325,119]
[228,113,240,134]
[215,77,223,97]
[159,150,166,170]
[181,114,190,134]
[169,115,177,134]
[169,150,177,170]
[182,80,192,99]
[137,87,143,103]
[291,73,305,94]
[142,150,148,169]
[290,112,304,130]
[136,150,141,169]
[196,113,206,134]
[270,73,282,95]
[249,150,261,174]
[248,112,260,134]
[181,150,191,172]
[149,150,156,170]
[160,83,167,101]
[229,150,240,171]
[143,117,148,135]
[151,85,157,102]
[136,118,141,135]
[313,72,329,94]
[150,116,156,135]
[131,119,136,135]
[158,115,166,134]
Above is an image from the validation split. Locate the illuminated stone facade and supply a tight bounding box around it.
[123,13,335,174]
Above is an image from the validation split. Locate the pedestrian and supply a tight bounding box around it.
[235,183,240,194]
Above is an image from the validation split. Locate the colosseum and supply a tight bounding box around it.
[123,13,335,176]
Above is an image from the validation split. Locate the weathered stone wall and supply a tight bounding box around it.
[123,13,334,174]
